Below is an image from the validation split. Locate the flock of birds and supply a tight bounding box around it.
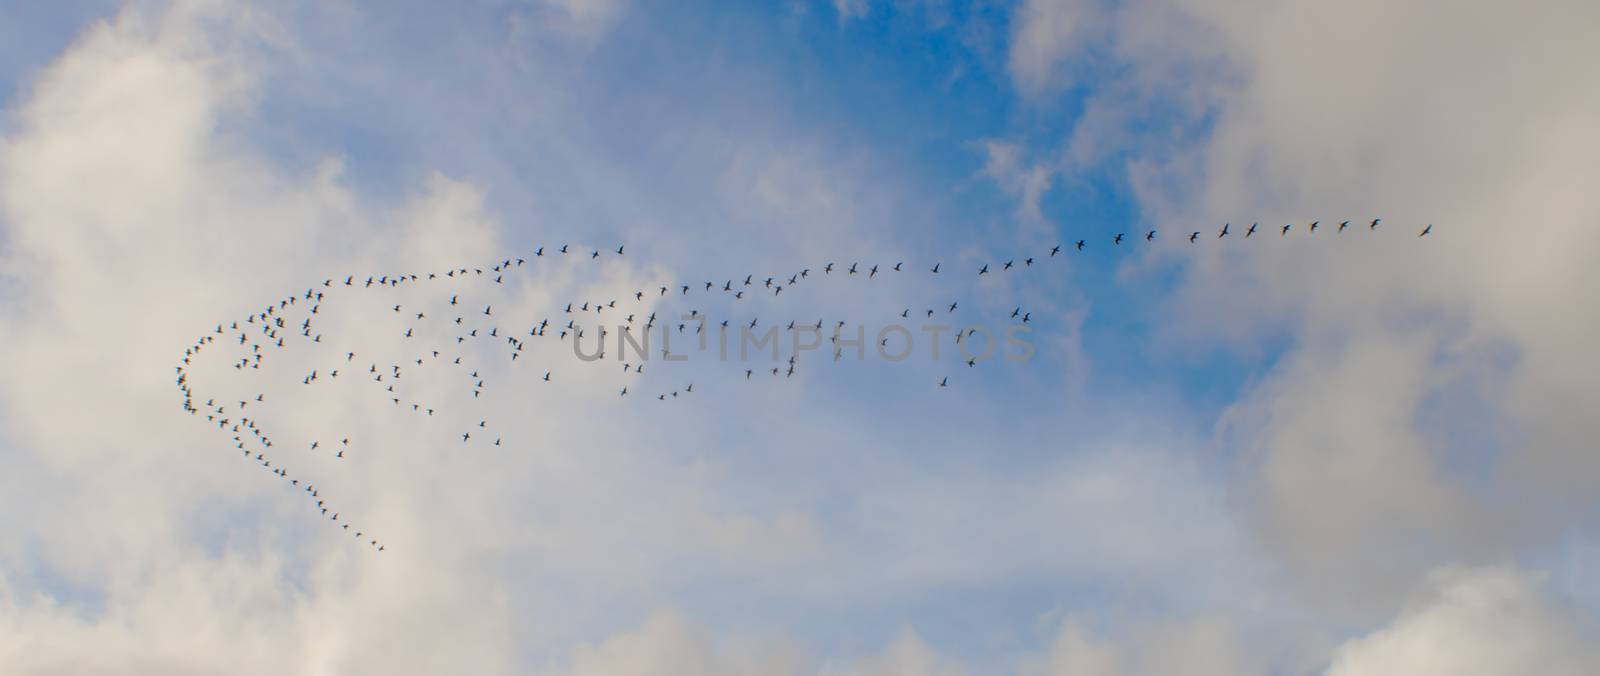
[173,219,1434,551]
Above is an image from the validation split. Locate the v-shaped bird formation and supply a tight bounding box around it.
[173,219,1433,551]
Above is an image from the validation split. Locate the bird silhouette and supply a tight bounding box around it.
[176,217,1417,554]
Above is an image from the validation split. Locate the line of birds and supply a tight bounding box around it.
[176,218,1431,550]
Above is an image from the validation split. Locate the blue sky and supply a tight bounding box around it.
[2,1,1598,674]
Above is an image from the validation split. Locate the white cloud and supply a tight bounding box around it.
[978,140,1055,232]
[0,3,812,672]
[1003,0,1600,620]
[1176,0,1600,615]
[1025,615,1263,676]
[821,630,965,676]
[558,611,810,676]
[1006,0,1108,98]
[1325,567,1600,676]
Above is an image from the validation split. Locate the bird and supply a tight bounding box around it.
[1370,218,1381,230]
[1190,231,1200,243]
[177,216,1420,555]
[1246,223,1257,237]
[1281,224,1292,236]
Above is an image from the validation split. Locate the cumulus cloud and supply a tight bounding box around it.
[1182,0,1600,615]
[1024,615,1262,676]
[0,5,531,673]
[1325,567,1600,675]
[557,611,810,676]
[821,630,964,676]
[1002,0,1600,619]
[1006,0,1107,98]
[977,140,1055,232]
[0,3,816,672]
